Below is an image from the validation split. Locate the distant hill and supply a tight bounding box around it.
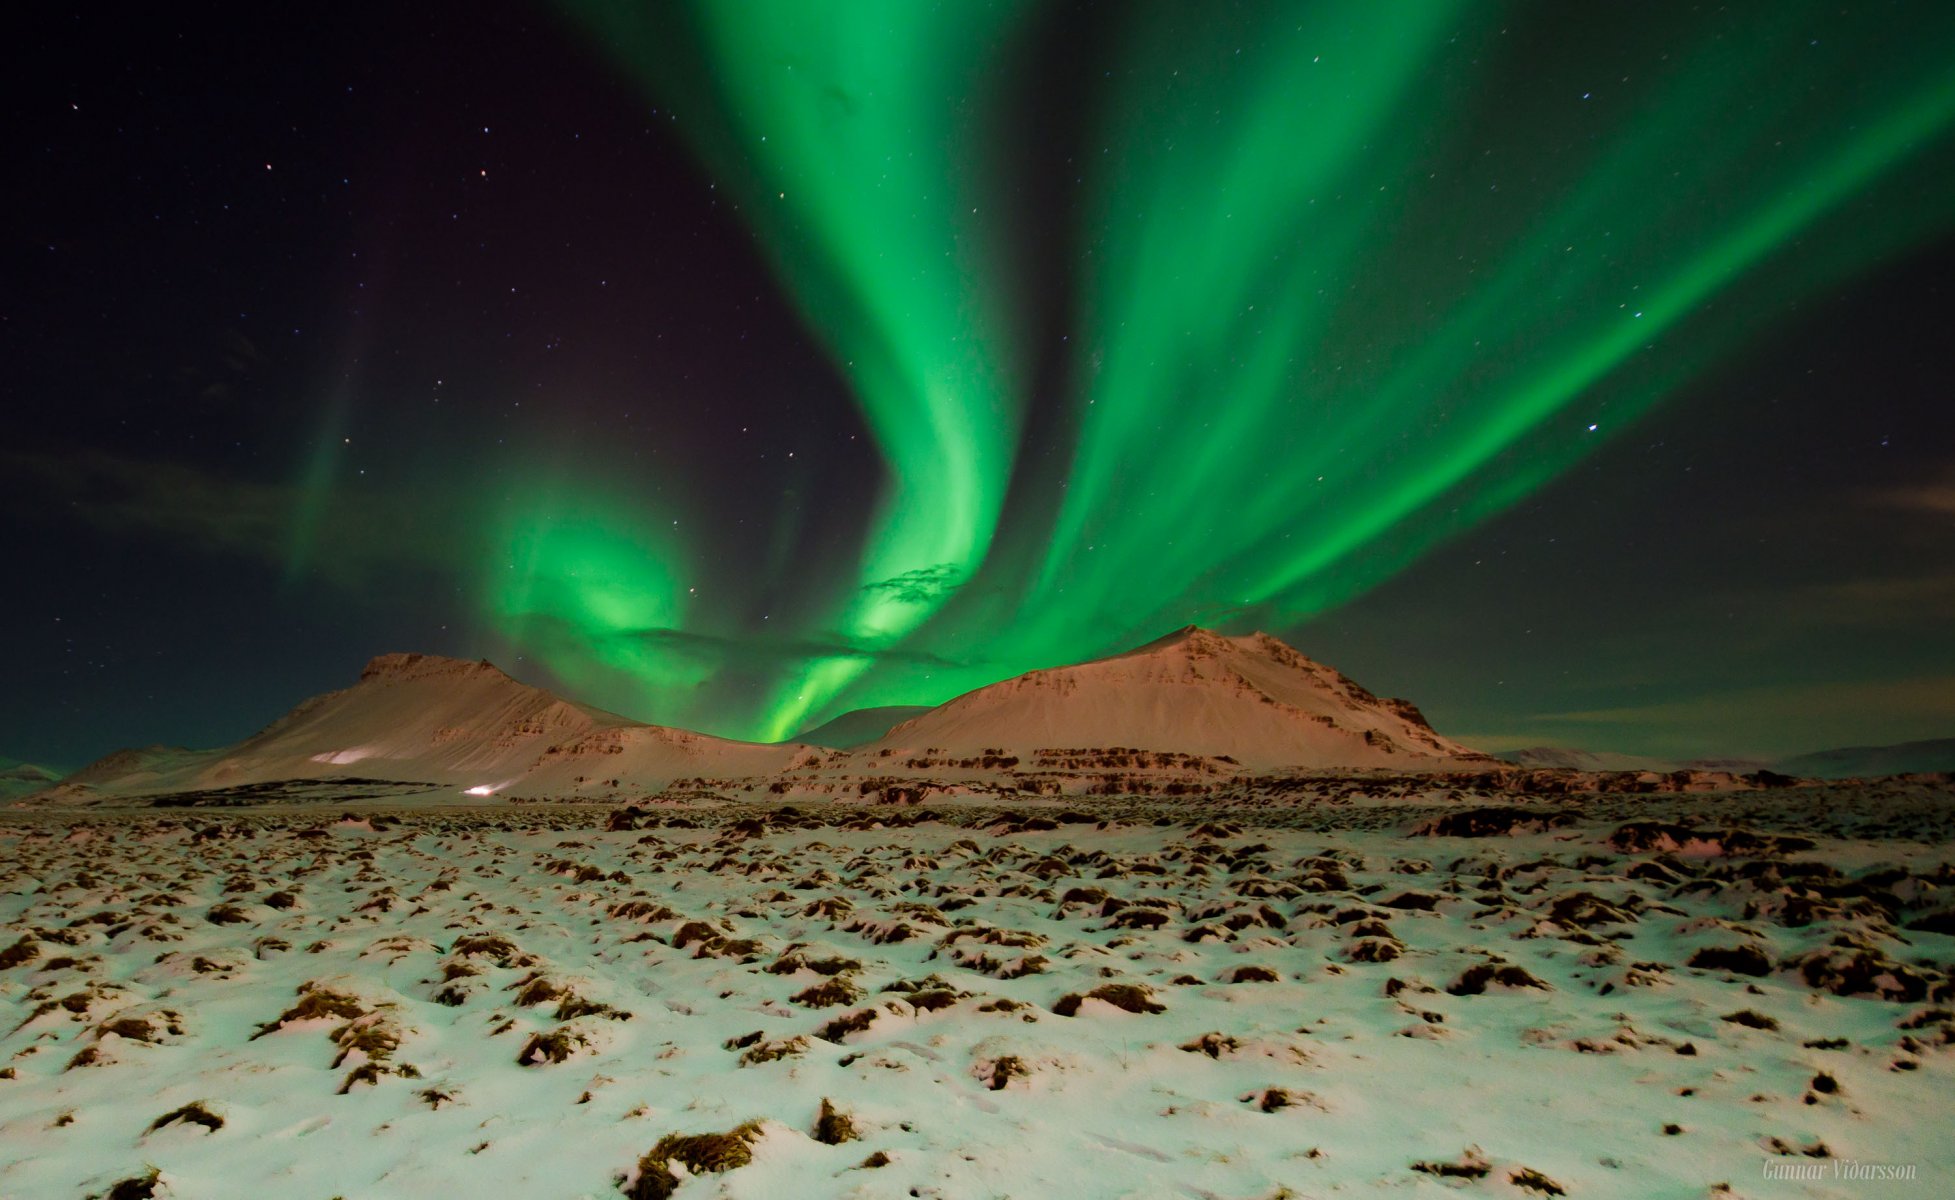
[0,759,61,802]
[49,653,815,802]
[792,705,934,749]
[1774,738,1955,779]
[867,627,1490,770]
[1498,746,1683,772]
[53,633,1936,807]
[1501,738,1954,780]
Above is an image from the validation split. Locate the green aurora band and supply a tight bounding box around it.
[563,0,1033,738]
[511,1,1955,741]
[490,481,708,713]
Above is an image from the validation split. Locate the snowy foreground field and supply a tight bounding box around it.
[2,788,1951,1199]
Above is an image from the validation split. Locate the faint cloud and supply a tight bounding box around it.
[1868,466,1955,520]
[2,449,462,586]
[1536,677,1955,727]
[861,563,963,605]
[1519,675,1955,759]
[1789,571,1955,625]
[6,449,289,560]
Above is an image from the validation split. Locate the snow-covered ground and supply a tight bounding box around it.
[2,788,1950,1199]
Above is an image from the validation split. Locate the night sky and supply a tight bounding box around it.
[7,1,1954,772]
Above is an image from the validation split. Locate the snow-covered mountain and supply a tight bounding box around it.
[866,627,1490,769]
[53,653,812,800]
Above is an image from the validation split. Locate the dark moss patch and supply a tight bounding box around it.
[205,903,251,926]
[511,975,564,1007]
[1688,945,1772,976]
[147,1101,223,1133]
[1784,947,1935,1002]
[983,1055,1029,1090]
[101,1168,162,1200]
[1411,1148,1490,1179]
[1180,1032,1240,1058]
[813,1098,858,1145]
[555,995,631,1022]
[624,1121,762,1200]
[1904,909,1955,936]
[1510,1167,1567,1195]
[816,1008,879,1044]
[517,1028,588,1065]
[250,988,366,1039]
[1053,983,1163,1017]
[672,921,725,951]
[1416,808,1569,838]
[736,1035,809,1066]
[448,933,533,967]
[1106,907,1171,931]
[905,988,961,1013]
[1446,963,1551,996]
[1245,1088,1297,1113]
[1721,1009,1780,1031]
[791,978,861,1009]
[767,952,860,977]
[1767,1137,1832,1158]
[1347,938,1402,963]
[98,1016,170,1044]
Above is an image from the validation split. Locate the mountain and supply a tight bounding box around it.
[1499,747,1685,772]
[52,653,813,801]
[1774,737,1955,779]
[792,705,934,749]
[1501,739,1955,780]
[865,627,1490,770]
[0,759,61,802]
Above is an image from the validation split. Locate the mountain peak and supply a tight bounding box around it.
[1124,624,1247,658]
[871,625,1484,768]
[359,653,508,683]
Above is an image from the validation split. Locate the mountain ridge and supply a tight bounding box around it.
[49,651,811,801]
[866,625,1489,770]
[37,631,1944,806]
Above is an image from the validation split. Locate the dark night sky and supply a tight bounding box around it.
[5,1,1953,771]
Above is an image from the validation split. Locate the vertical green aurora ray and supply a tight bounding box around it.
[1243,66,1955,605]
[1034,2,1472,602]
[561,1,1031,739]
[1229,40,1955,606]
[283,387,347,583]
[1219,29,1955,605]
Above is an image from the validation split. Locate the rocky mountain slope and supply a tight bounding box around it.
[48,653,811,801]
[867,627,1489,770]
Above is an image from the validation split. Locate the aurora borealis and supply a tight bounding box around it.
[7,1,1955,767]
